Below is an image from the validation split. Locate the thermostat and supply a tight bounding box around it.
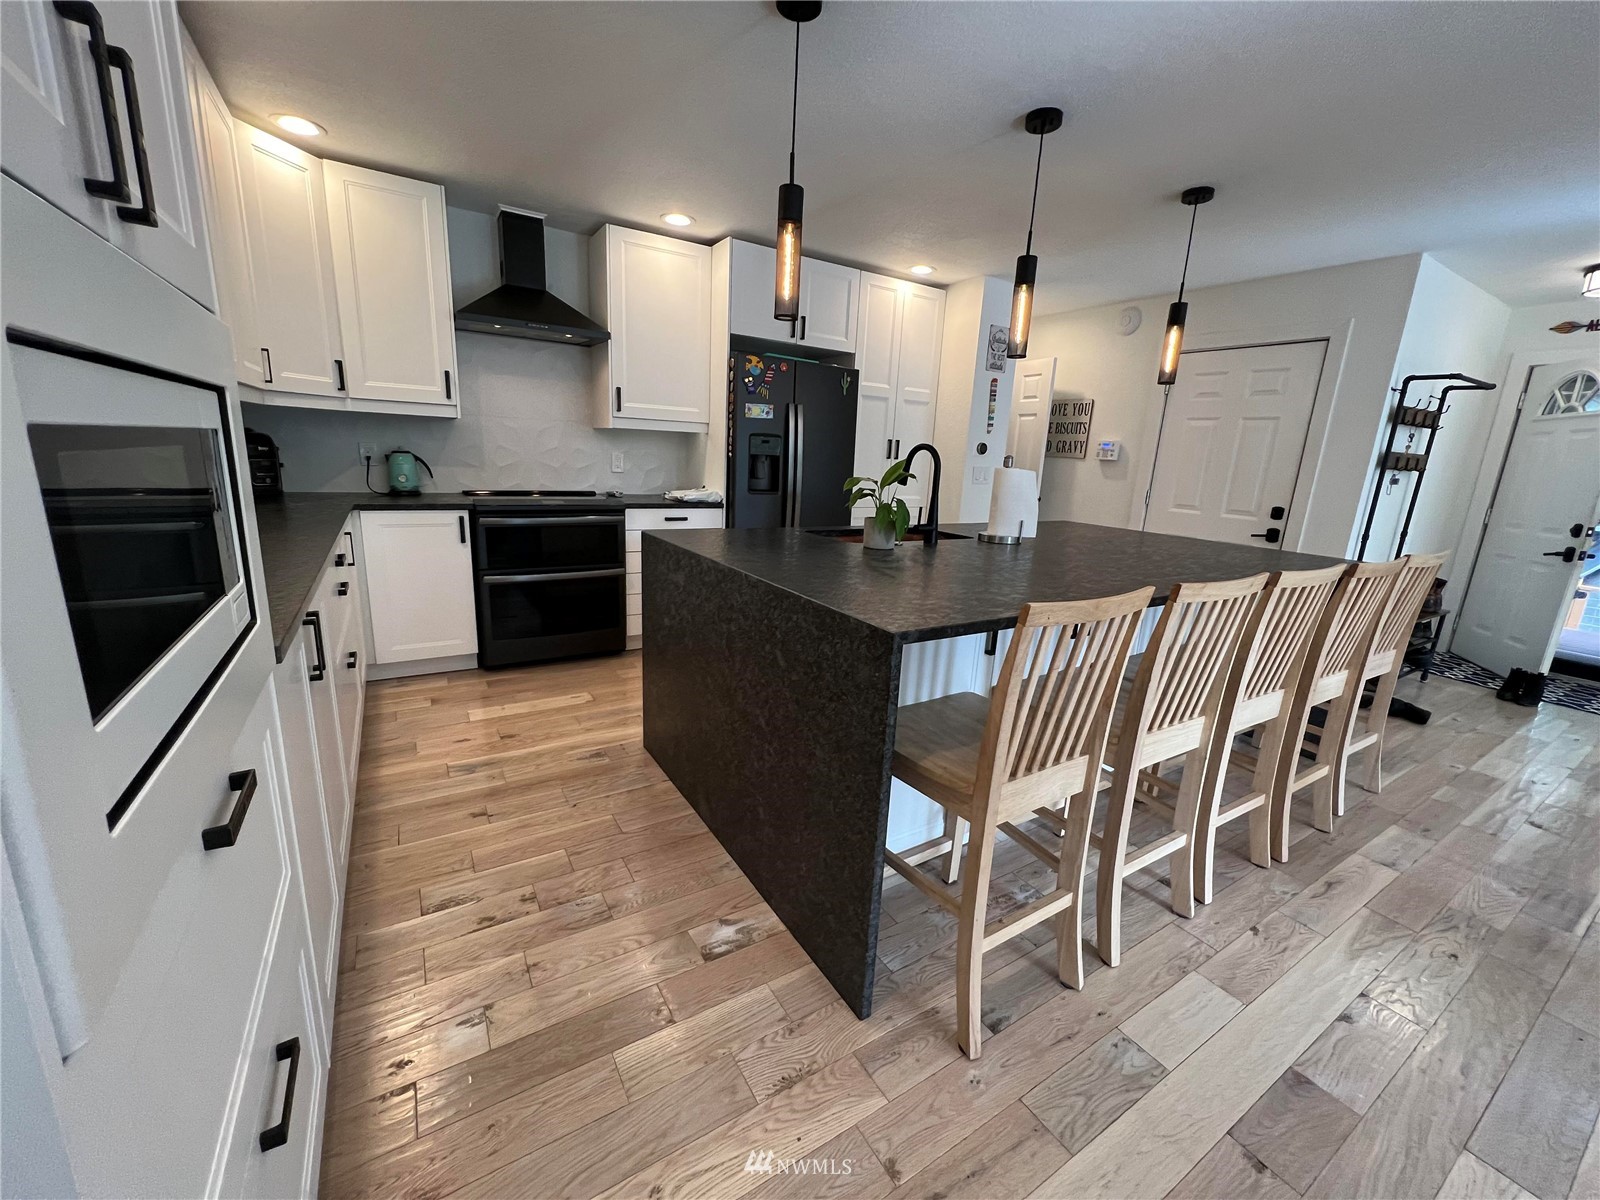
[1096,440,1122,461]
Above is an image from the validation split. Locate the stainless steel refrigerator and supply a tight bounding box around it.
[726,353,860,529]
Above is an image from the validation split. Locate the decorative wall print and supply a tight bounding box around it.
[986,324,1009,373]
[987,378,998,433]
[1045,398,1095,458]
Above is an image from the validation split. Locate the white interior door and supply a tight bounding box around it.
[1454,359,1600,676]
[1145,339,1326,545]
[1007,356,1056,488]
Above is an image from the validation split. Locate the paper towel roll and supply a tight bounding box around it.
[986,465,1039,539]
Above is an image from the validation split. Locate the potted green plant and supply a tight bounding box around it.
[844,460,916,551]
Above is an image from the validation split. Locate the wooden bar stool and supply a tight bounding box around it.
[886,587,1152,1059]
[1268,558,1405,859]
[1095,573,1269,968]
[1347,551,1449,793]
[1184,565,1347,905]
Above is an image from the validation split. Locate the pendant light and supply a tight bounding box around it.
[1156,185,1215,386]
[1583,263,1600,299]
[774,1,821,322]
[1006,106,1063,359]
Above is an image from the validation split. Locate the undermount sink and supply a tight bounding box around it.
[804,526,972,543]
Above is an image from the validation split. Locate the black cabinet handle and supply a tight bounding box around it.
[346,650,358,670]
[665,515,688,522]
[105,45,156,226]
[258,1038,301,1152]
[344,530,356,565]
[201,769,257,851]
[52,2,130,203]
[1249,528,1282,544]
[337,581,349,597]
[334,358,346,391]
[459,514,467,543]
[261,347,273,384]
[303,611,326,681]
[443,369,452,400]
[800,315,807,342]
[614,386,622,414]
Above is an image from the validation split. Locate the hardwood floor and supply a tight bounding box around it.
[319,653,1600,1200]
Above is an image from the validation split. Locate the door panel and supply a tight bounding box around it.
[798,258,859,352]
[1145,339,1326,545]
[1007,357,1056,483]
[360,510,477,663]
[1455,358,1600,675]
[851,275,900,492]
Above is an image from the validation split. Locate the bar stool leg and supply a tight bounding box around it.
[954,829,996,1058]
[1056,787,1094,990]
[1168,749,1204,919]
[1362,672,1398,793]
[1095,762,1140,968]
[941,811,965,884]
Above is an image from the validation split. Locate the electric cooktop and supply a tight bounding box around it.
[459,489,599,497]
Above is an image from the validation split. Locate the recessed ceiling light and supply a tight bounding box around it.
[909,265,934,276]
[271,114,325,137]
[661,213,695,227]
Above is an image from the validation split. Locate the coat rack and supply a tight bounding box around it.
[1357,372,1496,561]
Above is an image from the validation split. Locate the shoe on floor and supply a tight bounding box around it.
[1516,672,1547,707]
[1497,668,1528,702]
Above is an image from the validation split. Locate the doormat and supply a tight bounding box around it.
[1430,651,1600,716]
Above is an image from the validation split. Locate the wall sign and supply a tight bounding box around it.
[986,325,1009,373]
[1045,398,1094,459]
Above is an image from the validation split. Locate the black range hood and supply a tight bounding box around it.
[454,210,610,346]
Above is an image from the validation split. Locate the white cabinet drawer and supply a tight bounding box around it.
[624,507,724,531]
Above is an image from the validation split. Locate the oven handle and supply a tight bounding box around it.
[482,568,626,584]
[476,515,624,527]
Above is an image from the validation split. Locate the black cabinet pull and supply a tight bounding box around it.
[258,1038,301,1153]
[201,769,257,851]
[459,514,467,543]
[52,2,130,203]
[614,386,622,414]
[664,515,688,522]
[261,347,273,383]
[303,611,326,681]
[334,358,346,391]
[1249,528,1282,544]
[800,315,807,342]
[443,369,452,400]
[344,530,356,565]
[105,45,156,226]
[346,650,358,670]
[337,581,349,597]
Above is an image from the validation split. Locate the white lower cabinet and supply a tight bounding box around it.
[362,509,478,666]
[624,507,724,645]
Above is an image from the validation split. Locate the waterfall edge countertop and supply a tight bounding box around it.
[253,492,723,661]
[640,520,1346,1018]
[647,520,1345,643]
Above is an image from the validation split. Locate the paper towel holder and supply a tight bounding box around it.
[979,455,1026,543]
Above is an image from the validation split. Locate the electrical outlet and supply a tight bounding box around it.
[358,442,377,467]
[611,451,625,474]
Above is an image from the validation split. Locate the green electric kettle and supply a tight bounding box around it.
[386,449,434,495]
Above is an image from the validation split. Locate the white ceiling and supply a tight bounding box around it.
[182,0,1599,313]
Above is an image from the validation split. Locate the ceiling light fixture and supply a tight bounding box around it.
[1156,185,1215,386]
[662,213,695,227]
[270,114,325,137]
[1007,106,1063,359]
[774,0,821,322]
[910,265,934,276]
[1584,263,1600,299]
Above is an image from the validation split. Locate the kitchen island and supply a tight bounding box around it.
[641,521,1344,1016]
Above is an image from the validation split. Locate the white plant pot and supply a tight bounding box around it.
[863,513,897,551]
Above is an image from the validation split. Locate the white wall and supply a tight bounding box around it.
[1028,255,1425,558]
[931,276,1014,523]
[1361,258,1509,596]
[242,208,702,494]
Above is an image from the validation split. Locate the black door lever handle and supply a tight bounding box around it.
[1249,528,1282,544]
[1542,548,1578,562]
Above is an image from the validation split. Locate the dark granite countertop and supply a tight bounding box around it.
[254,491,722,660]
[651,521,1346,644]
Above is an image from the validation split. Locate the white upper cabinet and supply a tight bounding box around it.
[796,257,860,353]
[851,271,945,518]
[234,122,345,397]
[361,510,478,664]
[591,224,711,431]
[725,238,860,353]
[1,0,213,309]
[183,32,262,386]
[322,161,458,407]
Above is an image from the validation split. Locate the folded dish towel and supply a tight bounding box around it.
[665,487,723,503]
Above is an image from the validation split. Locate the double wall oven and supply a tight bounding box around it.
[472,507,627,666]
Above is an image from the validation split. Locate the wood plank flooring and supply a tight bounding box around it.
[320,654,1600,1200]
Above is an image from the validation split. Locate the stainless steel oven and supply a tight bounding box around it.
[473,511,626,666]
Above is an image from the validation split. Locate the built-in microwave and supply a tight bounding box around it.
[6,332,255,828]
